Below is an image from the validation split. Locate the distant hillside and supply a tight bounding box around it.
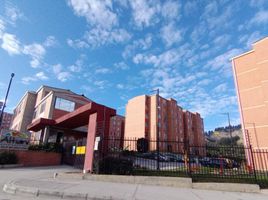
[205,124,243,146]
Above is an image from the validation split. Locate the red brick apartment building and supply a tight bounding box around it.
[0,112,13,133]
[124,94,205,152]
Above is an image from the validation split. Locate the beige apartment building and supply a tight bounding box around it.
[10,85,91,143]
[10,91,37,134]
[232,37,268,150]
[11,85,125,145]
[125,94,204,152]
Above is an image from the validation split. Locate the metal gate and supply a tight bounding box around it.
[62,139,86,170]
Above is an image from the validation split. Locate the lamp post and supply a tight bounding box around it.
[221,112,233,145]
[151,88,160,170]
[0,73,15,129]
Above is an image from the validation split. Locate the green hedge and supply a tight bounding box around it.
[99,156,133,175]
[0,151,18,165]
[28,143,63,153]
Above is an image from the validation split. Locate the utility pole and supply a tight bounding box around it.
[221,112,233,145]
[0,73,15,128]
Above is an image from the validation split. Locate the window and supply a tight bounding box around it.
[40,102,46,114]
[55,97,75,112]
[33,110,37,119]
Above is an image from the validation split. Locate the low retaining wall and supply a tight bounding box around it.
[0,149,61,167]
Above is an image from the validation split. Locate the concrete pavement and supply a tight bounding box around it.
[1,166,268,200]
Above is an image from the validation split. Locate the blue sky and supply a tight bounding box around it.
[0,0,268,131]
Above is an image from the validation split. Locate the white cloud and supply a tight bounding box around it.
[21,77,36,85]
[35,72,48,80]
[67,38,89,49]
[81,85,94,93]
[201,1,234,31]
[5,3,24,24]
[95,67,111,74]
[239,31,263,48]
[68,54,86,72]
[161,0,180,20]
[23,43,46,68]
[43,36,57,47]
[250,0,268,8]
[213,83,228,93]
[206,48,243,76]
[133,44,192,68]
[1,33,21,55]
[184,1,198,16]
[57,72,71,82]
[85,27,131,47]
[94,80,108,89]
[250,10,268,25]
[213,34,231,47]
[160,22,182,47]
[0,19,5,39]
[197,79,212,86]
[52,64,71,82]
[67,0,118,30]
[22,71,49,84]
[116,84,124,89]
[122,34,152,58]
[67,0,132,48]
[114,62,129,70]
[129,0,161,28]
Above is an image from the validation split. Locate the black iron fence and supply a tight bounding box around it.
[95,137,268,187]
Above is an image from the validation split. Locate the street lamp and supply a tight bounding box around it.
[151,88,160,170]
[221,112,233,145]
[0,73,15,129]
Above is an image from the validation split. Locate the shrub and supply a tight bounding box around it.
[0,151,18,165]
[99,156,133,175]
[28,143,63,153]
[137,138,149,153]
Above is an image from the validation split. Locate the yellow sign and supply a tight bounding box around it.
[76,146,86,155]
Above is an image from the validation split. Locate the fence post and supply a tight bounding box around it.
[249,145,257,183]
[184,139,191,176]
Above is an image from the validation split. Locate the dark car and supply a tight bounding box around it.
[200,158,230,168]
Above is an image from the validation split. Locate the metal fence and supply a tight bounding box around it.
[95,137,268,187]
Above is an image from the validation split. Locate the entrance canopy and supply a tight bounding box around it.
[27,102,116,131]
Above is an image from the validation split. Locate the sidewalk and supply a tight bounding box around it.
[3,175,268,200]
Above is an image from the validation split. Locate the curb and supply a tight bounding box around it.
[0,164,24,169]
[2,178,262,199]
[192,182,260,193]
[83,174,193,188]
[3,183,89,200]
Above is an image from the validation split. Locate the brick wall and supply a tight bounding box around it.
[0,149,61,167]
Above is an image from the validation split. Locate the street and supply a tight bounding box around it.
[0,166,268,200]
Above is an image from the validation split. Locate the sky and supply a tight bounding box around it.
[0,0,268,131]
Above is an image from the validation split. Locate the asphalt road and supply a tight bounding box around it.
[0,166,76,200]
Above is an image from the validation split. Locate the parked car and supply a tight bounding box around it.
[162,153,184,162]
[141,152,169,162]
